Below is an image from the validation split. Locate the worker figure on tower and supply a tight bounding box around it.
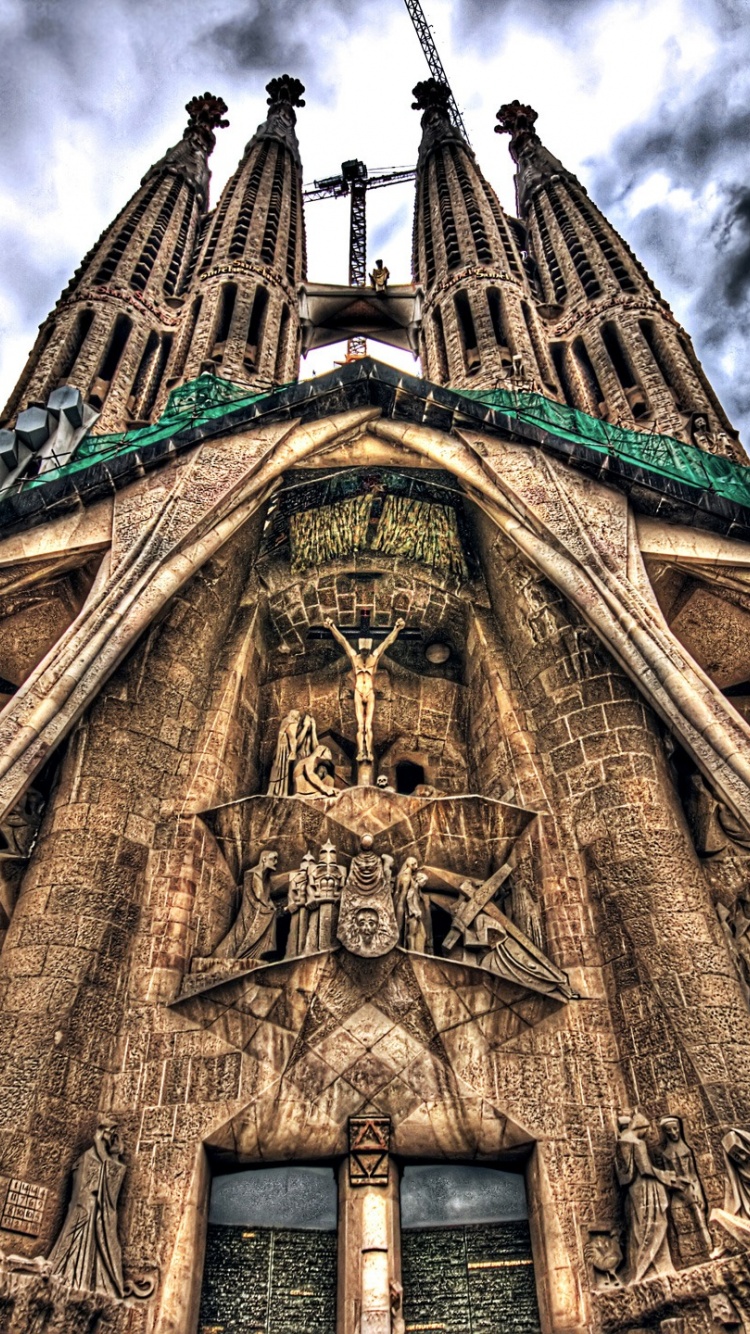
[369,258,390,293]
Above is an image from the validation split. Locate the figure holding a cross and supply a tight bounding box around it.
[324,616,406,767]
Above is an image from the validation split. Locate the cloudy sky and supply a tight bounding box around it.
[0,0,748,442]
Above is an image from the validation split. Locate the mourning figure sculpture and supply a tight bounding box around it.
[212,850,279,960]
[48,1120,127,1297]
[657,1116,717,1257]
[292,743,335,796]
[615,1111,675,1283]
[267,710,317,797]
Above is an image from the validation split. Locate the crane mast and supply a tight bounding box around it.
[402,0,470,143]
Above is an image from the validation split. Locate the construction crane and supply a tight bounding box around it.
[403,0,470,143]
[301,0,467,359]
[303,161,416,357]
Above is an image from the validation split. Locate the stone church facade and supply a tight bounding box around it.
[0,69,750,1334]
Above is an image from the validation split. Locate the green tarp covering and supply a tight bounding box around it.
[15,371,750,512]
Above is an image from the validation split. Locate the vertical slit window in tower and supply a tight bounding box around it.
[127,331,159,418]
[454,291,481,373]
[141,333,174,419]
[431,307,449,383]
[211,283,238,361]
[171,295,202,380]
[183,213,209,289]
[546,186,601,298]
[532,200,567,303]
[421,169,437,287]
[676,331,727,422]
[229,140,272,261]
[55,309,95,386]
[130,176,182,291]
[479,178,521,277]
[164,187,196,297]
[286,183,300,283]
[94,178,161,284]
[568,187,637,293]
[434,154,462,270]
[261,146,287,267]
[521,301,556,393]
[487,288,508,349]
[639,319,685,409]
[450,147,492,264]
[89,314,132,407]
[601,321,649,418]
[572,337,605,416]
[245,286,269,371]
[550,342,577,407]
[274,305,291,383]
[201,174,240,271]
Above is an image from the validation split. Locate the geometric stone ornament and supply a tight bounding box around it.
[0,1177,47,1237]
[348,1116,391,1186]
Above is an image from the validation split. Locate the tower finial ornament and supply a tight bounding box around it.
[495,100,539,160]
[183,91,229,153]
[266,75,306,112]
[411,78,451,119]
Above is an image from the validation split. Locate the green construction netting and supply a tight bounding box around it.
[19,374,278,490]
[13,372,750,512]
[458,386,750,508]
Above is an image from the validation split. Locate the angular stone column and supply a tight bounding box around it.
[338,1117,401,1334]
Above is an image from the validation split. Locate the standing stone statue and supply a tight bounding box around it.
[324,617,405,763]
[304,841,345,953]
[212,850,279,960]
[615,1111,675,1284]
[48,1120,127,1297]
[394,860,432,953]
[657,1116,717,1257]
[285,850,315,959]
[708,1127,750,1246]
[268,711,317,797]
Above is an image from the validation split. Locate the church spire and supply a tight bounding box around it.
[167,75,307,394]
[412,80,561,395]
[496,100,744,458]
[1,92,228,434]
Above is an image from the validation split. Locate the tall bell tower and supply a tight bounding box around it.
[412,79,561,396]
[167,75,307,395]
[1,93,229,434]
[496,100,744,459]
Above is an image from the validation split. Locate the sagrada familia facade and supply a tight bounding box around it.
[1,65,750,1334]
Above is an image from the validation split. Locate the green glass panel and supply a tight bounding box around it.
[401,1221,541,1334]
[198,1225,336,1334]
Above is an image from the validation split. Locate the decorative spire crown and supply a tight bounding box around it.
[266,75,306,119]
[183,91,230,154]
[495,101,540,162]
[412,78,452,123]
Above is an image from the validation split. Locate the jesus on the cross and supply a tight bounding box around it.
[324,616,406,763]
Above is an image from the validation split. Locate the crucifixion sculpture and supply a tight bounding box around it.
[324,615,406,764]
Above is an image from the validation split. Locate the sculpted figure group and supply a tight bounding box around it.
[588,1111,750,1291]
[206,836,574,998]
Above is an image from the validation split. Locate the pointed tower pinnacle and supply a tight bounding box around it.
[1,92,229,434]
[165,75,307,396]
[412,80,562,396]
[496,100,744,458]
